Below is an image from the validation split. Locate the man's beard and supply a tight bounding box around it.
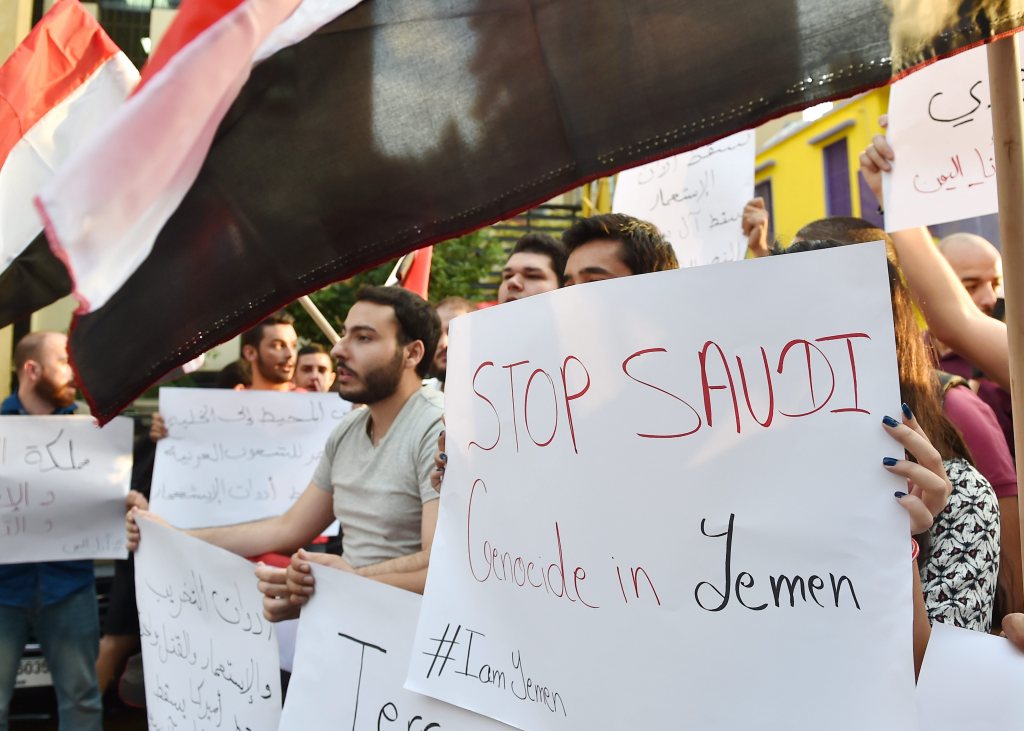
[255,353,291,384]
[37,374,76,409]
[338,348,405,405]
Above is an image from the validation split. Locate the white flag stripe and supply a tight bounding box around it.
[38,0,301,312]
[253,0,364,65]
[0,53,137,274]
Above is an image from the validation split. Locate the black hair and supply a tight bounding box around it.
[562,213,679,275]
[241,310,296,350]
[355,286,441,378]
[511,233,569,286]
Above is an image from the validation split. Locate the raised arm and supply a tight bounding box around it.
[859,122,1011,389]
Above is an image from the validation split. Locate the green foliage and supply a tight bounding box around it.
[287,230,505,344]
[429,229,506,301]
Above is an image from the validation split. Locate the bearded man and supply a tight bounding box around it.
[0,332,102,730]
[127,287,443,619]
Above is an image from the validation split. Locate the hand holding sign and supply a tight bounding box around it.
[882,406,953,534]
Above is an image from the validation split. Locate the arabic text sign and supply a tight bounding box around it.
[151,388,350,528]
[409,243,914,730]
[916,622,1024,729]
[612,130,754,266]
[135,519,281,731]
[280,567,512,731]
[884,35,1024,230]
[0,415,131,562]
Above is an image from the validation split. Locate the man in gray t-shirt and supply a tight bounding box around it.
[126,286,442,621]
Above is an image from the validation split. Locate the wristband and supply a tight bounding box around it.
[911,537,920,562]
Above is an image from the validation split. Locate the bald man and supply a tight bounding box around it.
[935,233,1020,621]
[933,233,1014,452]
[937,233,1003,317]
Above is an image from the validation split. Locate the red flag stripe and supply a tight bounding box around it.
[401,246,433,301]
[0,0,122,167]
[136,0,246,91]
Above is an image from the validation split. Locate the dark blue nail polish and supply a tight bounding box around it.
[882,415,899,427]
[882,457,899,466]
[440,452,447,462]
[894,491,907,499]
[901,403,913,420]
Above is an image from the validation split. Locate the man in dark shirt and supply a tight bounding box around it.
[0,331,102,731]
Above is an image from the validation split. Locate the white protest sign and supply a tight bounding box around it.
[916,622,1024,730]
[612,130,754,266]
[135,518,281,731]
[0,415,131,562]
[884,35,1024,230]
[408,243,914,730]
[280,567,513,731]
[151,388,350,528]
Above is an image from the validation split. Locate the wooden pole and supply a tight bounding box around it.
[297,295,340,344]
[986,35,1024,606]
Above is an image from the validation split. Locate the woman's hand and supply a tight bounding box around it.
[429,429,446,493]
[882,403,952,535]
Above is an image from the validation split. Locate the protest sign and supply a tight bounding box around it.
[884,35,1024,231]
[280,567,512,731]
[151,388,350,528]
[917,622,1024,729]
[612,130,754,266]
[0,415,131,562]
[135,518,281,731]
[408,243,914,729]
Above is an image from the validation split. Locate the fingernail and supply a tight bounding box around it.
[882,415,899,427]
[882,457,899,466]
[894,491,907,499]
[440,452,447,462]
[303,575,313,585]
[901,403,913,420]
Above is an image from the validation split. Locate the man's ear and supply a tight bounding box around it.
[405,340,425,371]
[22,360,41,384]
[241,344,257,363]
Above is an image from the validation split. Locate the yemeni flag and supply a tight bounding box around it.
[386,246,433,301]
[35,0,1024,423]
[0,0,137,327]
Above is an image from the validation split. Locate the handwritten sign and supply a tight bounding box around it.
[408,243,915,729]
[884,35,1024,230]
[134,518,281,731]
[916,622,1024,729]
[280,567,512,731]
[612,130,754,266]
[0,415,131,562]
[151,388,350,528]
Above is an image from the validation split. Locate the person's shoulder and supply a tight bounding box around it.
[0,393,21,415]
[326,404,370,445]
[410,386,444,417]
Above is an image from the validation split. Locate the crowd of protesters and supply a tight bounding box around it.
[3,115,1024,729]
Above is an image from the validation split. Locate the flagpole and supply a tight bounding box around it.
[985,35,1024,600]
[297,295,340,344]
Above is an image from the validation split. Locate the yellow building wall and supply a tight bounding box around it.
[755,88,890,245]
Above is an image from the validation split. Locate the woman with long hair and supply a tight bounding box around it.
[783,229,1000,633]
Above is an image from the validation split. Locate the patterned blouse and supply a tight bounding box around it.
[919,458,1001,632]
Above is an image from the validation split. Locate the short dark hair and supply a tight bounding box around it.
[298,343,331,359]
[241,311,295,350]
[562,213,678,275]
[510,233,568,286]
[355,286,441,378]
